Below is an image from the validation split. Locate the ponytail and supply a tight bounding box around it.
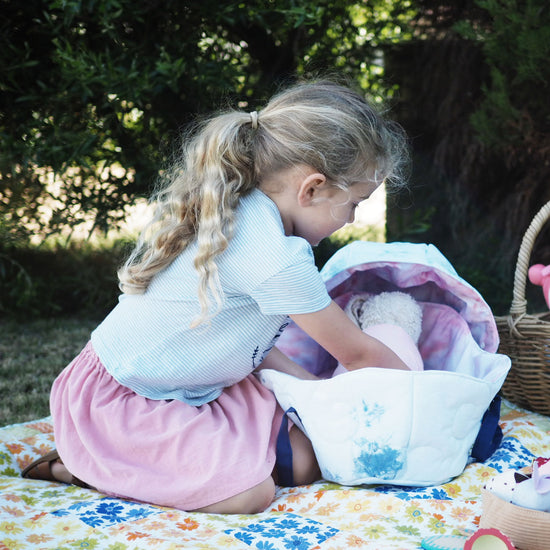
[118,110,257,325]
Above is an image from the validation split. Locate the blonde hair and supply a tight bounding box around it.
[118,80,408,325]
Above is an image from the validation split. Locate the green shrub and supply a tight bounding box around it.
[0,240,129,320]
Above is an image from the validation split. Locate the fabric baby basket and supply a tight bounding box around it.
[258,241,511,487]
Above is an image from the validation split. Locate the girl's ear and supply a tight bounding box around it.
[296,173,327,207]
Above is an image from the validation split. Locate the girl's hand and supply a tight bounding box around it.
[255,346,319,380]
[290,301,410,371]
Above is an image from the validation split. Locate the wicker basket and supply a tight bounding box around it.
[496,201,550,416]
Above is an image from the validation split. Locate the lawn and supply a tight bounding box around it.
[0,317,98,426]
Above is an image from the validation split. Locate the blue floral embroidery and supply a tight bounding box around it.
[355,440,404,479]
[226,513,339,550]
[361,402,384,426]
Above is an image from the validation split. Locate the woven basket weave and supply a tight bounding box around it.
[496,201,550,415]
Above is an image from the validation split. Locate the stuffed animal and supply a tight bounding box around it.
[484,457,550,512]
[528,264,550,310]
[333,291,424,376]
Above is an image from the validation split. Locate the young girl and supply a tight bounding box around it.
[22,80,409,514]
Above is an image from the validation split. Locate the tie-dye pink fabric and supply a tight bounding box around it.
[277,241,500,377]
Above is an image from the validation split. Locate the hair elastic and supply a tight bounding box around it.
[249,111,259,130]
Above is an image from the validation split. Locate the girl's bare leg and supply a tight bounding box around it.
[288,425,321,485]
[193,426,320,514]
[193,476,276,514]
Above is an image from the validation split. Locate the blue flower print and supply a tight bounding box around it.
[284,536,309,550]
[96,500,125,522]
[265,528,287,538]
[68,500,95,511]
[316,527,339,543]
[234,532,255,545]
[296,525,319,535]
[430,488,451,500]
[125,507,153,521]
[246,523,268,533]
[79,511,105,528]
[226,512,339,549]
[277,518,300,530]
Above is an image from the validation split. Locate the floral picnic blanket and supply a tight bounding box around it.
[1,399,549,549]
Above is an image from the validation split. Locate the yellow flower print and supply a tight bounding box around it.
[379,496,403,515]
[21,436,38,446]
[345,500,368,514]
[34,443,54,456]
[450,506,473,522]
[317,502,339,516]
[17,454,37,470]
[0,539,25,550]
[334,489,355,500]
[53,519,83,536]
[26,534,54,544]
[346,534,368,547]
[26,421,54,434]
[358,513,384,522]
[159,511,180,521]
[514,427,537,440]
[144,520,166,530]
[444,483,462,498]
[363,524,389,539]
[427,514,446,533]
[5,443,24,455]
[405,504,424,523]
[286,492,306,504]
[431,500,451,512]
[1,506,24,517]
[218,534,242,546]
[0,521,23,535]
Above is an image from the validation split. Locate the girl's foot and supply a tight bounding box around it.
[21,450,90,488]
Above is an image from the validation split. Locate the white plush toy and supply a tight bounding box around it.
[333,291,424,376]
[485,457,550,512]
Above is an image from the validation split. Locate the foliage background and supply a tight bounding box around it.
[1,0,549,320]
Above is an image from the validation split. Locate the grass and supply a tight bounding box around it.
[0,317,98,426]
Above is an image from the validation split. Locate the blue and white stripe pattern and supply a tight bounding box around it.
[91,189,331,405]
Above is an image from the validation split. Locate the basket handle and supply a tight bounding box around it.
[510,201,550,316]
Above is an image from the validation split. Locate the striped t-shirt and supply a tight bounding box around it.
[91,189,331,405]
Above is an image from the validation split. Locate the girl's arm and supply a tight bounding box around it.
[290,300,409,371]
[256,346,319,380]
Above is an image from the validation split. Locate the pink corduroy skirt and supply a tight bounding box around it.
[50,341,284,511]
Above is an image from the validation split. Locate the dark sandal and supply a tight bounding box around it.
[21,449,89,488]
